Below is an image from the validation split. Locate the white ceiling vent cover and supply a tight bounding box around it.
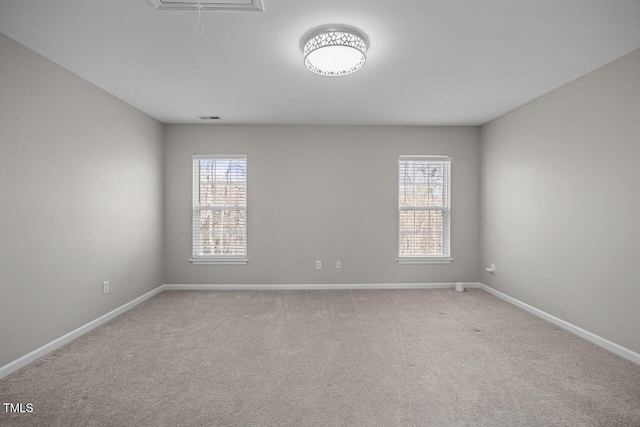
[150,0,264,12]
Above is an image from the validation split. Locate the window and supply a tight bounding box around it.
[398,156,452,264]
[191,155,247,264]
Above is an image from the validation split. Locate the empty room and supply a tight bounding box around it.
[1,0,639,425]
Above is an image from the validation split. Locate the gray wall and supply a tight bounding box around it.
[164,125,480,285]
[480,49,640,353]
[0,33,164,366]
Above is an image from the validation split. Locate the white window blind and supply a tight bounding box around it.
[191,155,248,264]
[398,156,452,264]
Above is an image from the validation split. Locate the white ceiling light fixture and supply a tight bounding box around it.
[301,25,368,77]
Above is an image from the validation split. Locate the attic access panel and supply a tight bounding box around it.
[150,0,264,12]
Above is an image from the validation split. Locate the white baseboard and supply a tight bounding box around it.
[163,282,482,291]
[0,285,164,380]
[16,281,607,380]
[0,281,480,379]
[480,284,640,366]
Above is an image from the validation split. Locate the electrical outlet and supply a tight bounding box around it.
[102,281,109,294]
[315,260,322,270]
[336,261,341,269]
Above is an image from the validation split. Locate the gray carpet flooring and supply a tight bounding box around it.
[1,289,639,426]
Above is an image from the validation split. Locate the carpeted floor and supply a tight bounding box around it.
[1,289,639,426]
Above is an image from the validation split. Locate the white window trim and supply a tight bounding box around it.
[191,256,248,265]
[397,155,452,265]
[397,257,453,265]
[191,154,248,265]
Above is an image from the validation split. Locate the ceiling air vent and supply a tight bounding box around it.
[198,116,221,120]
[150,0,264,12]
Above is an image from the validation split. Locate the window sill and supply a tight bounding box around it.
[190,257,248,265]
[397,257,453,265]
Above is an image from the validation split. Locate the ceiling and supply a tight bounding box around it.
[1,0,640,125]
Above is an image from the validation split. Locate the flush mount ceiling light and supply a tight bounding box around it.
[301,25,368,76]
